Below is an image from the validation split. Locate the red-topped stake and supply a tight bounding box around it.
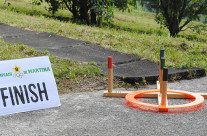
[108,56,113,93]
[108,56,113,69]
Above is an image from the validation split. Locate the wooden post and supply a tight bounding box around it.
[157,61,162,89]
[161,81,168,106]
[159,62,162,83]
[108,56,113,93]
[160,57,165,94]
[157,49,164,89]
[159,68,168,112]
[159,49,165,82]
[158,50,166,109]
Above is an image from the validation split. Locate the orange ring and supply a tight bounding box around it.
[125,89,204,111]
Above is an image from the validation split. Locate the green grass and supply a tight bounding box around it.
[0,0,206,72]
[0,40,102,94]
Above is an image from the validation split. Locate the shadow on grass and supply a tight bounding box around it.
[0,5,73,22]
[177,34,207,43]
[107,22,167,36]
[1,5,99,26]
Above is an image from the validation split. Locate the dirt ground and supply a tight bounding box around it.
[58,77,109,94]
[57,76,150,95]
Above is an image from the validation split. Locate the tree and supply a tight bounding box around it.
[35,0,130,26]
[147,0,207,36]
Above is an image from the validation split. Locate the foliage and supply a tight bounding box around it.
[146,0,207,36]
[32,0,131,26]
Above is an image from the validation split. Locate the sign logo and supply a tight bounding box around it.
[13,65,24,79]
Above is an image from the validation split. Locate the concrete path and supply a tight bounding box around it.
[0,77,207,136]
[0,23,205,83]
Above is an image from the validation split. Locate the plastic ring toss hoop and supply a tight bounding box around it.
[125,89,204,111]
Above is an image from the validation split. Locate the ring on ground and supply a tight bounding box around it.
[125,89,204,111]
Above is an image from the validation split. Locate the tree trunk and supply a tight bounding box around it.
[90,9,97,25]
[79,0,90,24]
[97,11,103,27]
[141,0,144,7]
[71,0,79,21]
[168,19,180,37]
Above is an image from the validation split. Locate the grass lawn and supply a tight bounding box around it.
[0,0,206,70]
[0,0,206,92]
[0,40,107,94]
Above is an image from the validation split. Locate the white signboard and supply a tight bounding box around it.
[0,56,61,115]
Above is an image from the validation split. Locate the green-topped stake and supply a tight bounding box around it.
[160,49,165,60]
[158,49,165,86]
[161,57,165,70]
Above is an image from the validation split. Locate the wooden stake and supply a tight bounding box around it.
[159,62,161,82]
[157,62,162,89]
[158,93,168,106]
[108,56,113,93]
[159,49,165,83]
[156,81,160,89]
[159,70,163,93]
[160,49,165,60]
[161,81,168,106]
[159,57,165,93]
[157,49,164,89]
[159,68,168,112]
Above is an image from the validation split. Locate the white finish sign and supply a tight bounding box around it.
[0,56,61,115]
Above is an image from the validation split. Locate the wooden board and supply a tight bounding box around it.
[157,93,168,105]
[103,91,207,99]
[156,81,160,89]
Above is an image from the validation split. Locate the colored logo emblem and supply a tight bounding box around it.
[12,65,24,79]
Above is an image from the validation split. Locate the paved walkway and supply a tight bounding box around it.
[0,77,207,136]
[0,23,205,83]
